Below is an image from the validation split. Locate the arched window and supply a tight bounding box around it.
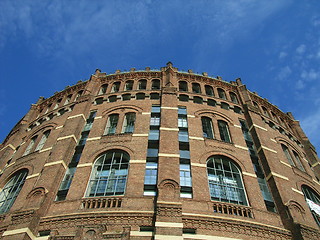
[136,93,145,100]
[122,113,136,133]
[207,156,247,205]
[292,151,305,171]
[193,96,203,104]
[230,92,239,104]
[221,102,229,110]
[179,81,188,92]
[205,85,214,96]
[138,80,147,90]
[35,130,51,151]
[99,84,108,95]
[95,97,104,105]
[125,81,133,91]
[201,117,214,139]
[0,169,28,214]
[108,95,117,103]
[86,150,129,197]
[179,94,189,102]
[252,101,259,108]
[151,79,160,90]
[75,90,83,101]
[23,135,38,156]
[122,94,131,101]
[218,120,231,143]
[104,114,119,135]
[150,93,160,99]
[302,185,320,227]
[281,144,295,166]
[64,94,72,105]
[261,106,270,117]
[271,112,278,123]
[207,99,216,107]
[192,83,201,94]
[111,82,121,93]
[54,99,62,110]
[217,88,226,100]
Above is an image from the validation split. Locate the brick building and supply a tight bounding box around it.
[0,62,320,240]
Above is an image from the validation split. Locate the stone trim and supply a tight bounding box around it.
[266,172,289,181]
[155,222,183,228]
[158,153,180,158]
[291,188,304,195]
[142,112,151,115]
[44,160,67,169]
[233,124,242,128]
[189,136,204,141]
[183,235,241,240]
[159,127,179,131]
[77,163,93,168]
[249,124,267,131]
[270,138,277,143]
[280,161,292,168]
[312,162,320,167]
[257,146,277,154]
[191,163,206,168]
[155,235,183,240]
[132,134,149,137]
[187,115,195,118]
[55,125,64,129]
[157,201,182,205]
[313,179,320,185]
[39,147,52,153]
[242,172,257,178]
[94,116,103,119]
[67,114,86,121]
[130,160,146,164]
[0,144,15,152]
[130,231,153,237]
[26,173,40,180]
[161,106,178,110]
[234,145,248,151]
[2,227,36,240]
[57,135,77,143]
[86,137,101,141]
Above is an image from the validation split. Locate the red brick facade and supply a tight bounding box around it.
[0,62,319,240]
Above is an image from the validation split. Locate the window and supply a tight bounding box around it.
[217,88,226,100]
[179,94,189,102]
[152,79,160,90]
[179,81,188,92]
[136,93,145,100]
[99,84,108,95]
[221,102,229,110]
[293,151,305,171]
[122,94,131,101]
[281,144,295,166]
[95,97,103,105]
[202,117,214,139]
[271,112,278,123]
[207,156,247,205]
[193,96,203,104]
[262,106,270,117]
[150,93,160,100]
[86,150,129,197]
[150,113,160,126]
[180,164,192,187]
[205,85,214,96]
[111,82,121,93]
[144,162,158,185]
[54,99,62,110]
[207,99,216,107]
[0,169,28,214]
[252,101,259,108]
[23,136,38,156]
[218,120,231,143]
[108,95,117,102]
[178,115,188,128]
[35,130,51,151]
[234,106,242,114]
[122,113,136,133]
[302,185,320,227]
[75,90,83,101]
[192,83,201,94]
[138,79,147,90]
[230,92,239,104]
[64,94,72,105]
[125,81,133,91]
[104,114,119,135]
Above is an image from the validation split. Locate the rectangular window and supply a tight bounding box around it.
[178,116,188,128]
[180,164,192,187]
[144,162,158,185]
[105,114,119,135]
[178,130,189,142]
[150,113,160,126]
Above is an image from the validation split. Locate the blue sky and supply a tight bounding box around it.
[0,0,320,152]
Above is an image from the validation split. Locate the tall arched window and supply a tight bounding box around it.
[207,156,247,205]
[64,94,73,105]
[125,81,133,91]
[201,117,214,139]
[86,150,129,197]
[230,92,239,104]
[111,82,121,93]
[192,83,201,94]
[302,185,320,227]
[179,81,188,92]
[99,84,108,95]
[35,130,51,151]
[104,114,119,135]
[0,169,28,214]
[205,85,214,96]
[217,88,226,100]
[218,120,231,143]
[138,80,147,90]
[23,135,38,156]
[261,106,270,117]
[151,79,160,90]
[122,113,136,133]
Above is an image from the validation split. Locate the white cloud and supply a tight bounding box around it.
[295,79,305,90]
[301,69,320,81]
[296,44,306,54]
[300,107,320,150]
[277,66,292,80]
[279,51,288,59]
